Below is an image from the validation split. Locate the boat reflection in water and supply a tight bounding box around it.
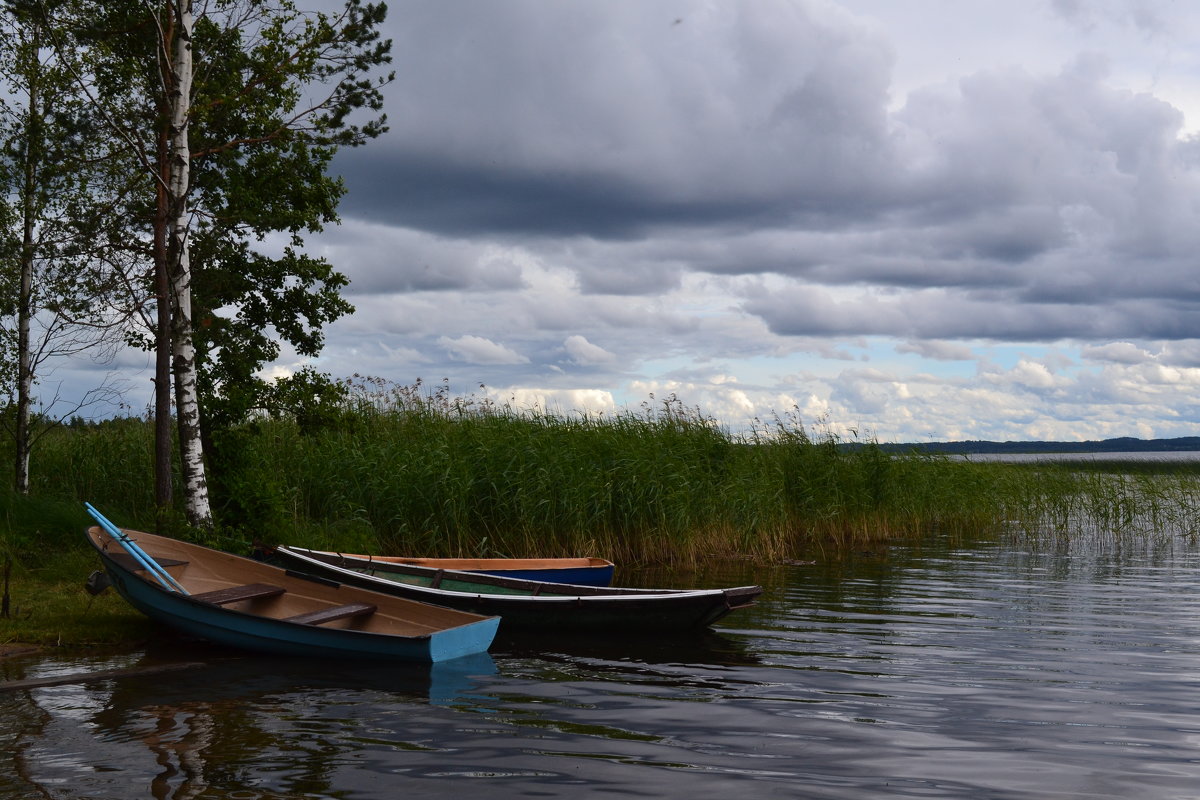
[7,644,496,800]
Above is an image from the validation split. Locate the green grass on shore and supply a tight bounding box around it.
[0,545,151,648]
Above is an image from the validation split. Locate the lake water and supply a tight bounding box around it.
[5,532,1200,799]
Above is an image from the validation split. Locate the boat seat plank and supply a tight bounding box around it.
[283,603,377,626]
[192,583,286,605]
[107,553,189,572]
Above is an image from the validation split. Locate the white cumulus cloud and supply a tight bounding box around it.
[438,335,530,365]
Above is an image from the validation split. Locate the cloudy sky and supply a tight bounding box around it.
[96,0,1200,442]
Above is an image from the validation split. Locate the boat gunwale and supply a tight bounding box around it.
[367,555,614,570]
[277,546,763,604]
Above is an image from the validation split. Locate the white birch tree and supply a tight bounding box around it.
[0,0,132,495]
[164,0,212,526]
[40,0,390,529]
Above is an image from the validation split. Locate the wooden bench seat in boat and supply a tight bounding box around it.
[283,603,377,626]
[107,553,189,572]
[192,583,286,605]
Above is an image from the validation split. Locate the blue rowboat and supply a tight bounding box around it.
[271,546,764,632]
[314,553,617,586]
[85,526,499,663]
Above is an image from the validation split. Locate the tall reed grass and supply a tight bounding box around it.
[204,380,1028,564]
[4,379,1199,566]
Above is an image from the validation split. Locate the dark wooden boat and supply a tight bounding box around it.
[310,553,616,586]
[85,526,500,662]
[272,545,763,632]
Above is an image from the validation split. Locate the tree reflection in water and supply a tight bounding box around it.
[140,702,216,800]
[1,685,53,799]
[3,647,496,799]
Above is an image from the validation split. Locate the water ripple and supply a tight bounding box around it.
[7,537,1200,798]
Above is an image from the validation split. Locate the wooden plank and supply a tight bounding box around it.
[283,602,376,626]
[192,583,285,605]
[106,553,189,572]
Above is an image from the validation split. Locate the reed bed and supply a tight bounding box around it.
[205,383,1020,565]
[3,380,1199,566]
[992,463,1200,543]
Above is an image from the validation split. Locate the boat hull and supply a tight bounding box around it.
[87,527,499,663]
[274,546,763,632]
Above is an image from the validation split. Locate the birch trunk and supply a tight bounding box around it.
[166,0,212,528]
[15,135,34,497]
[14,20,40,496]
[16,169,33,495]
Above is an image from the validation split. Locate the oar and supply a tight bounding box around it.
[85,503,189,595]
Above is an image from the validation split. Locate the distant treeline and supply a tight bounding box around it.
[862,437,1200,455]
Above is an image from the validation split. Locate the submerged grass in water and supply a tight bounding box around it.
[994,463,1200,543]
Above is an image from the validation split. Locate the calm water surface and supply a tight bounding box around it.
[5,533,1200,799]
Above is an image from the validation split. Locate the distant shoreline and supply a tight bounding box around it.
[949,451,1200,463]
[869,436,1200,456]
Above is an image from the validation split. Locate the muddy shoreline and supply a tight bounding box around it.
[0,643,41,659]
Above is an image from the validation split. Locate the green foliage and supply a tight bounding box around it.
[0,486,93,557]
[178,0,390,436]
[0,1,136,320]
[0,1,161,500]
[26,0,391,521]
[25,417,158,522]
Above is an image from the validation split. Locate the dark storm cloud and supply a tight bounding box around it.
[336,0,898,238]
[334,153,777,239]
[717,51,1200,343]
[311,223,524,295]
[295,0,1200,442]
[743,286,1200,343]
[336,0,1200,349]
